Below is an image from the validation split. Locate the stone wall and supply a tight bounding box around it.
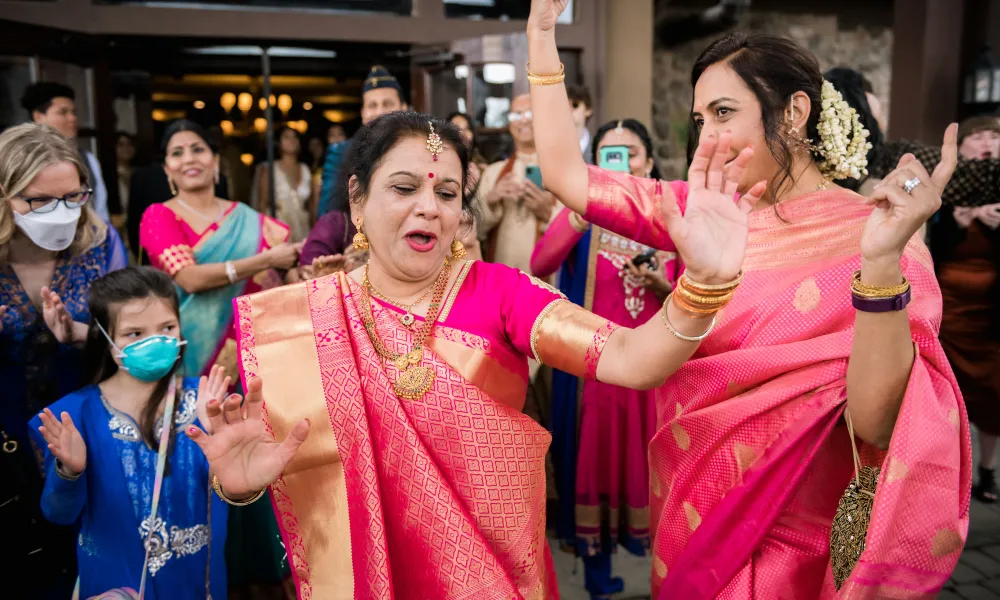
[651,11,893,178]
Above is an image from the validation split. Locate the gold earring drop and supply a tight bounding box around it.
[450,239,466,260]
[168,179,178,196]
[353,222,369,251]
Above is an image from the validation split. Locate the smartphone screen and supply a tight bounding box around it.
[599,146,631,174]
[524,165,543,189]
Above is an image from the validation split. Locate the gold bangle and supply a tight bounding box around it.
[662,294,716,342]
[213,475,266,507]
[568,211,589,233]
[526,62,566,86]
[680,270,744,295]
[671,289,725,316]
[675,285,734,306]
[851,270,909,298]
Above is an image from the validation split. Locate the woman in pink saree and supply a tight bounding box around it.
[531,118,680,597]
[183,112,770,599]
[526,0,970,598]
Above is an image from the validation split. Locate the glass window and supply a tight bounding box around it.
[95,0,412,14]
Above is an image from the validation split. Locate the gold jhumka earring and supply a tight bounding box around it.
[450,239,466,260]
[353,220,369,251]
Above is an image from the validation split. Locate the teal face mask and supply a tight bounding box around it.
[97,322,186,382]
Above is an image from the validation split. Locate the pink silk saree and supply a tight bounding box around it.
[584,166,972,599]
[233,261,615,599]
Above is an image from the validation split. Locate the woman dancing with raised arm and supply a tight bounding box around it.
[183,108,770,599]
[523,0,969,598]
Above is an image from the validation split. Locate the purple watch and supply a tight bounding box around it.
[851,288,912,313]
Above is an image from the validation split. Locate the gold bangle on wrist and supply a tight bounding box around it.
[680,270,744,294]
[671,290,726,316]
[213,475,266,507]
[675,285,734,306]
[850,270,909,298]
[526,62,566,86]
[662,294,716,342]
[568,212,589,233]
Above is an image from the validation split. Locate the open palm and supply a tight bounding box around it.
[38,408,87,475]
[187,376,309,497]
[861,124,957,263]
[529,0,570,31]
[661,132,767,284]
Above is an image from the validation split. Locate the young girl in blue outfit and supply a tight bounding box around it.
[30,266,230,599]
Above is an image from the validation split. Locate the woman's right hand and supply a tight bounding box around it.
[38,408,87,476]
[659,132,766,284]
[977,204,1000,229]
[528,0,570,32]
[267,242,302,271]
[186,377,309,497]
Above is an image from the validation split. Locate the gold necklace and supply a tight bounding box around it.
[816,178,832,191]
[360,261,452,399]
[366,277,435,329]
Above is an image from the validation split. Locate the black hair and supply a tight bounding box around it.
[276,125,300,158]
[20,82,75,116]
[83,266,183,451]
[591,119,663,180]
[690,32,825,202]
[160,119,217,157]
[567,85,593,111]
[824,67,885,192]
[336,111,478,222]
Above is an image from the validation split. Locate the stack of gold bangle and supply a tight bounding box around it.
[671,271,743,316]
[527,62,566,86]
[850,270,909,298]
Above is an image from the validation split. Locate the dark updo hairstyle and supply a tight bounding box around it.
[83,266,183,451]
[337,111,478,220]
[591,118,663,180]
[689,32,825,202]
[160,119,217,158]
[824,67,884,192]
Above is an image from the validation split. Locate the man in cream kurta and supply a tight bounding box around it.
[478,94,559,274]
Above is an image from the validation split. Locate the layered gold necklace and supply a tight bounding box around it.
[360,261,452,399]
[367,278,434,329]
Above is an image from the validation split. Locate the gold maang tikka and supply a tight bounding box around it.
[426,122,444,162]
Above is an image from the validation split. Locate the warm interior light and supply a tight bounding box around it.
[220,92,236,112]
[237,92,253,113]
[240,153,254,167]
[277,94,293,114]
[220,120,234,136]
[193,100,205,109]
[303,101,313,110]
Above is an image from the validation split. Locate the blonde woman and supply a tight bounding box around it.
[0,122,126,599]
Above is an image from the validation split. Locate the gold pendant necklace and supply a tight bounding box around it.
[360,261,451,399]
[367,278,435,329]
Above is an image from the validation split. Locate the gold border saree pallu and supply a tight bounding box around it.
[234,273,558,599]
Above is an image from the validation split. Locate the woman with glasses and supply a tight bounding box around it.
[0,122,127,600]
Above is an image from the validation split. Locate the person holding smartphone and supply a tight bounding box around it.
[477,94,559,274]
[530,118,682,599]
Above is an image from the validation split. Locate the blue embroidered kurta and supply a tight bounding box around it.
[0,226,127,447]
[29,379,228,600]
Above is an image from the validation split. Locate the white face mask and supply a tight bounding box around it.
[13,203,81,251]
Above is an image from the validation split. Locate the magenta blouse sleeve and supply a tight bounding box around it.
[139,203,195,276]
[530,208,587,278]
[583,165,689,252]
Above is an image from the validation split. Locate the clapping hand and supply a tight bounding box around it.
[522,180,555,221]
[528,0,570,31]
[38,408,87,476]
[41,287,85,345]
[197,365,231,434]
[659,132,766,284]
[186,377,309,498]
[863,124,957,266]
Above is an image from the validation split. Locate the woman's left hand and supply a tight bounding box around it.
[862,124,957,267]
[197,364,231,435]
[40,287,87,346]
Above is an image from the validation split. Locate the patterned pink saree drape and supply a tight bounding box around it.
[643,190,972,599]
[234,272,557,599]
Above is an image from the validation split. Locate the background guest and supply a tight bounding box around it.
[253,126,312,242]
[567,85,595,163]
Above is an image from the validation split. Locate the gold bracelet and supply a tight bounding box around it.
[662,294,716,342]
[680,270,744,295]
[671,289,726,316]
[851,270,909,298]
[526,62,566,86]
[568,211,590,233]
[675,285,734,307]
[213,475,266,507]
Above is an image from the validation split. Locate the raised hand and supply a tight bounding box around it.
[522,180,555,221]
[41,287,76,344]
[267,242,301,271]
[197,364,231,434]
[659,132,766,284]
[313,254,347,278]
[186,376,309,497]
[528,0,570,31]
[863,123,957,265]
[38,408,87,476]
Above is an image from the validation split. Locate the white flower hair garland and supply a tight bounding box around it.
[814,80,872,181]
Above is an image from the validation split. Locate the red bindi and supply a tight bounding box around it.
[428,172,435,179]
